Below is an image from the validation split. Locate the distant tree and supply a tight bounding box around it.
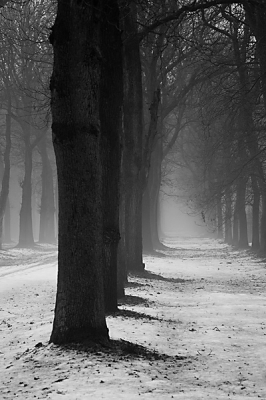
[135,0,245,255]
[38,130,56,244]
[0,102,11,249]
[0,1,54,247]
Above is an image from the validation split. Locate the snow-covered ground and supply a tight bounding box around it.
[1,237,266,399]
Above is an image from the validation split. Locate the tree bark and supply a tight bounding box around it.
[54,176,58,240]
[251,175,260,250]
[244,3,266,112]
[217,194,223,239]
[232,201,239,247]
[142,184,154,254]
[238,178,248,248]
[49,0,109,344]
[122,3,144,272]
[3,197,11,243]
[38,134,56,244]
[149,143,164,250]
[117,173,126,299]
[260,188,266,253]
[157,191,164,241]
[100,0,123,312]
[142,160,163,253]
[237,178,249,248]
[117,103,127,298]
[142,138,164,253]
[244,3,266,253]
[18,135,35,248]
[0,111,11,249]
[224,188,232,245]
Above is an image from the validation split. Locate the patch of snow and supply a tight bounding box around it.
[1,237,266,399]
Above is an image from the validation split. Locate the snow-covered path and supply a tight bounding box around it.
[0,238,266,399]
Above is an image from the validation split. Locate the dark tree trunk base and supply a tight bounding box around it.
[117,285,125,299]
[16,242,35,249]
[105,304,118,314]
[128,262,145,272]
[49,326,109,346]
[237,242,249,249]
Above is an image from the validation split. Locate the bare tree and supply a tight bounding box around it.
[49,0,123,344]
[0,102,11,249]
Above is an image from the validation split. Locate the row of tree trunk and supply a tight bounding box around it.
[0,125,56,249]
[49,0,169,345]
[216,173,266,253]
[47,0,266,345]
[203,3,266,254]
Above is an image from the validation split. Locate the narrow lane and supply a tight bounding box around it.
[109,237,266,398]
[0,237,266,399]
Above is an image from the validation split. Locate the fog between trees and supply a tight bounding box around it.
[0,0,266,344]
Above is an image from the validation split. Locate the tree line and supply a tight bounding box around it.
[0,0,266,345]
[0,0,56,248]
[165,1,266,252]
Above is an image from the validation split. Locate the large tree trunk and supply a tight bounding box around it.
[157,192,164,242]
[245,4,266,111]
[3,197,11,243]
[54,177,58,240]
[49,0,110,345]
[238,178,248,248]
[117,176,126,299]
[142,139,164,253]
[237,178,249,248]
[117,116,127,299]
[230,28,250,248]
[0,111,11,249]
[244,5,266,253]
[100,1,123,312]
[142,160,162,253]
[18,134,35,247]
[224,188,233,245]
[251,175,260,250]
[142,185,153,254]
[217,194,223,239]
[38,134,56,244]
[125,187,143,271]
[246,132,265,251]
[122,3,144,272]
[260,188,266,253]
[232,181,248,249]
[149,143,164,250]
[232,200,239,247]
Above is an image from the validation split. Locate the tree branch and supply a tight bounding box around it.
[130,0,247,44]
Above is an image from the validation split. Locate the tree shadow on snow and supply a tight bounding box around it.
[29,243,58,252]
[13,243,57,252]
[37,340,188,363]
[143,245,178,258]
[117,294,151,307]
[125,281,149,289]
[130,270,191,284]
[108,308,160,321]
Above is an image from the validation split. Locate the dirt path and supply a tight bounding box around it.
[0,237,266,399]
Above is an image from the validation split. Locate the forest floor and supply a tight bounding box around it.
[0,237,266,399]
